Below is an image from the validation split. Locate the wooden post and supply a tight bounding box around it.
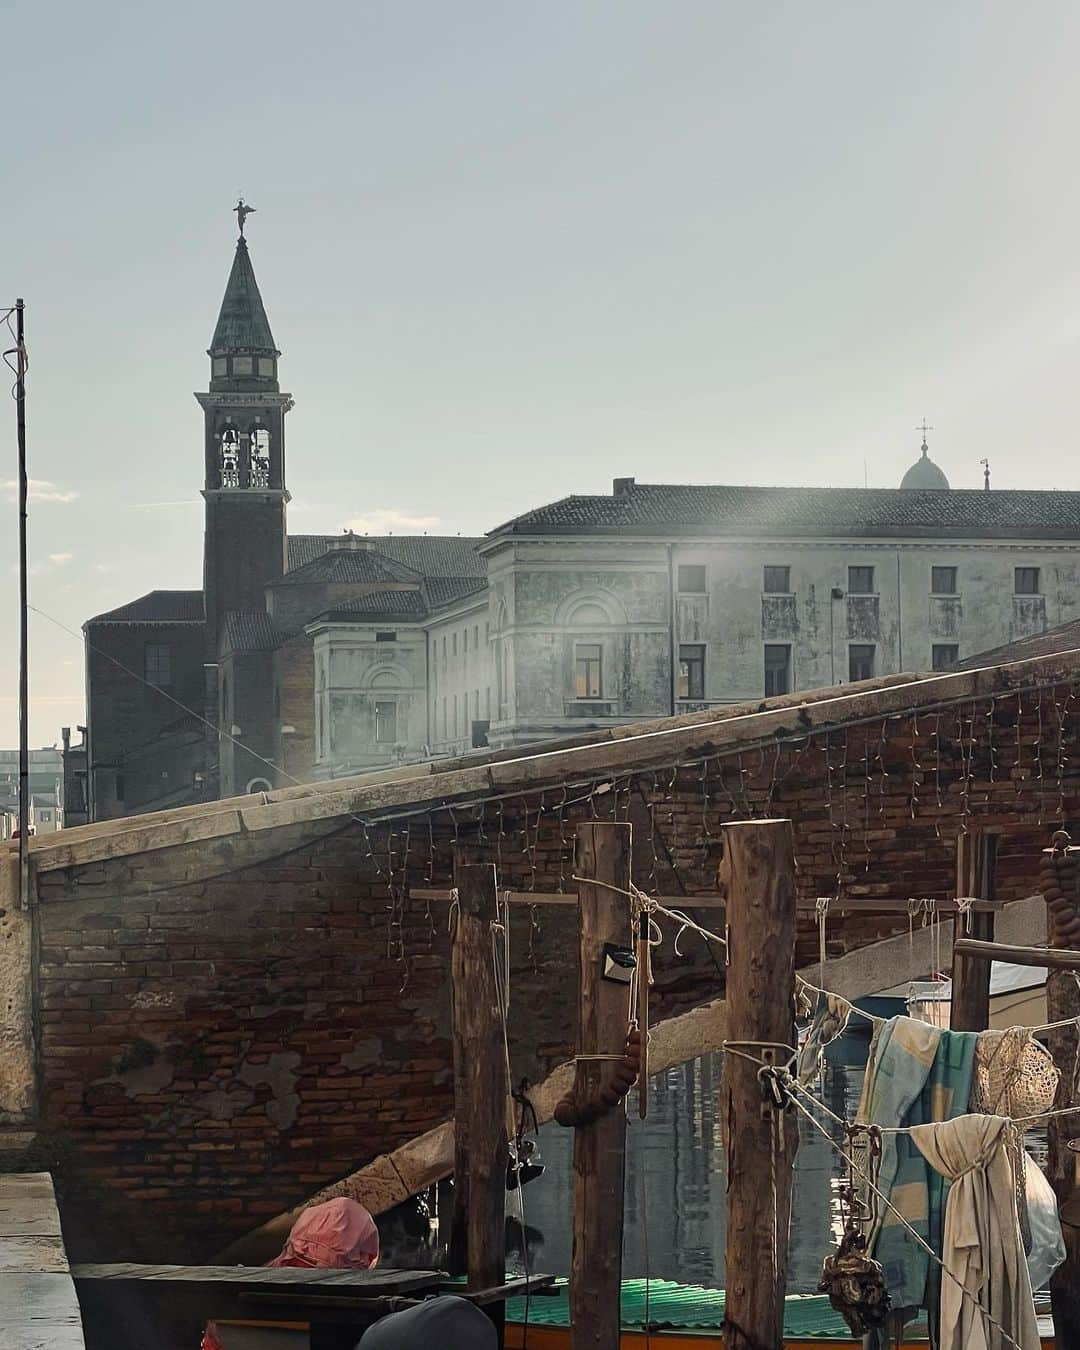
[949,832,997,1031]
[449,849,508,1342]
[570,821,632,1350]
[721,819,799,1350]
[1041,839,1080,1347]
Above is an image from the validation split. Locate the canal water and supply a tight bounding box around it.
[506,1051,1049,1293]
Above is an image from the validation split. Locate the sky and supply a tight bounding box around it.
[3,1,1080,745]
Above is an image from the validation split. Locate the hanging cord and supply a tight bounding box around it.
[570,875,727,956]
[815,896,830,989]
[488,871,532,1347]
[955,895,975,936]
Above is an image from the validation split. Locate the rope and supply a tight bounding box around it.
[488,868,532,1348]
[569,874,727,953]
[815,897,830,989]
[781,1084,1029,1350]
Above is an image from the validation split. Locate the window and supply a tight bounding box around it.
[220,427,240,487]
[1015,567,1040,595]
[463,629,469,654]
[452,633,457,657]
[442,697,447,737]
[453,695,458,738]
[677,564,707,593]
[474,625,479,650]
[39,811,51,823]
[258,358,275,378]
[763,565,791,594]
[849,644,875,682]
[764,645,791,697]
[144,643,172,687]
[376,631,396,642]
[931,566,957,595]
[232,355,252,376]
[442,637,447,663]
[678,644,705,700]
[932,644,959,671]
[575,643,602,698]
[848,566,875,595]
[374,701,397,745]
[250,427,270,486]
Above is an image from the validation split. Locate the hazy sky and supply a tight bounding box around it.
[3,2,1080,745]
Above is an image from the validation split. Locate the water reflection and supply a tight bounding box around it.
[512,1052,1048,1293]
[379,1051,1048,1294]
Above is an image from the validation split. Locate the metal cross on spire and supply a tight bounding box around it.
[234,196,256,238]
[916,418,933,451]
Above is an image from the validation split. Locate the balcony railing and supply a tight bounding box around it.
[564,699,618,718]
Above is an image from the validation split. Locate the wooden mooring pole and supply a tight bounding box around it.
[1040,839,1080,1349]
[949,831,998,1032]
[570,821,632,1350]
[721,819,799,1350]
[449,849,509,1342]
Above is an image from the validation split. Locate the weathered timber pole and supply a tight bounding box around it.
[721,818,799,1350]
[949,831,997,1031]
[449,849,508,1341]
[570,821,632,1350]
[1040,839,1080,1348]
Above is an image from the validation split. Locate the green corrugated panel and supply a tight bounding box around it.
[505,1281,851,1336]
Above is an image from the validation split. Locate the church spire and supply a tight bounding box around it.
[208,202,280,391]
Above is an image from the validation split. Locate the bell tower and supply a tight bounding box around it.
[198,201,293,661]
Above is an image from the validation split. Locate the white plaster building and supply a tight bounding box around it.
[305,447,1080,776]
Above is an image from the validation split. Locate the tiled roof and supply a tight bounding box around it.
[954,619,1080,671]
[87,590,205,625]
[490,482,1080,540]
[209,238,277,354]
[287,535,486,577]
[274,550,420,587]
[314,589,429,622]
[422,576,488,610]
[221,610,283,652]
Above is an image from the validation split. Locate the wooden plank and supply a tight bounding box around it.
[456,1273,558,1306]
[570,821,632,1350]
[71,1264,445,1291]
[951,938,1080,971]
[449,849,509,1345]
[412,888,1004,914]
[949,833,997,1032]
[721,819,799,1350]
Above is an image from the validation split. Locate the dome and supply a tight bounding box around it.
[900,445,950,490]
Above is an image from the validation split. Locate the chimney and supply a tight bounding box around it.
[612,477,635,497]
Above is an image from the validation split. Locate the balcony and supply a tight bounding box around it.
[564,699,619,719]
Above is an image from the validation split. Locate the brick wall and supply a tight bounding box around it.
[35,680,1077,1259]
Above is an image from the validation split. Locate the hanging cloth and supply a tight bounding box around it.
[857,1016,976,1337]
[908,1115,1040,1350]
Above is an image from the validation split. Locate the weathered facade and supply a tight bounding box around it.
[80,218,1080,815]
[9,650,1079,1261]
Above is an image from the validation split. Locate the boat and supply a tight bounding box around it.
[502,1280,1057,1348]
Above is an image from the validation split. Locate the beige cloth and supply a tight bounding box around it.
[908,1114,1040,1350]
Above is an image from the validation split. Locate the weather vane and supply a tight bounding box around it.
[234,196,255,238]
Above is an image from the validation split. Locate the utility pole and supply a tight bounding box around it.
[14,300,30,911]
